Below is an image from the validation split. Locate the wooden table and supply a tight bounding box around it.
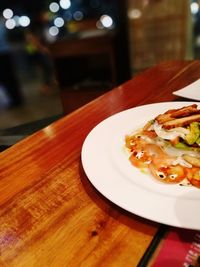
[0,60,200,267]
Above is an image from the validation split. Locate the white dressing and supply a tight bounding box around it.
[153,121,189,140]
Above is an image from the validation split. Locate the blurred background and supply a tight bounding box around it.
[0,0,199,130]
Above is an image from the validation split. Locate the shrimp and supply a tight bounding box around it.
[149,161,186,184]
[145,144,186,183]
[128,136,151,169]
[127,134,186,183]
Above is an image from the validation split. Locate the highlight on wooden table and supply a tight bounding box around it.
[0,60,200,267]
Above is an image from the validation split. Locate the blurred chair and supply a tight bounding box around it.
[48,32,118,114]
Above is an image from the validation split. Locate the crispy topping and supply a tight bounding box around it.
[155,104,200,129]
[162,114,200,129]
[155,104,199,125]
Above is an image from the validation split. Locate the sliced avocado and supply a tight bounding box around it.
[175,142,190,149]
[196,136,200,145]
[174,141,200,151]
[185,122,200,145]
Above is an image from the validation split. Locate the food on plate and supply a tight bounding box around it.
[125,104,200,188]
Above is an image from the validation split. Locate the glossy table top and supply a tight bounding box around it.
[0,60,200,267]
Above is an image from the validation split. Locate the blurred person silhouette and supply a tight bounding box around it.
[24,28,57,95]
[0,16,23,108]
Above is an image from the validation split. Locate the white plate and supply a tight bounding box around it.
[81,102,200,230]
[173,79,200,101]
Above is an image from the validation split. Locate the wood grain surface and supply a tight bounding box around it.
[0,60,200,267]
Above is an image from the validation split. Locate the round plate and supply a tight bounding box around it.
[81,102,200,230]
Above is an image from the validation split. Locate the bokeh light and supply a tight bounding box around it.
[13,15,20,26]
[100,15,113,28]
[73,11,84,21]
[49,2,60,13]
[128,9,142,19]
[191,2,199,14]
[54,17,65,27]
[59,0,71,10]
[63,10,72,21]
[19,16,30,27]
[5,18,16,29]
[49,26,59,36]
[3,8,13,19]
